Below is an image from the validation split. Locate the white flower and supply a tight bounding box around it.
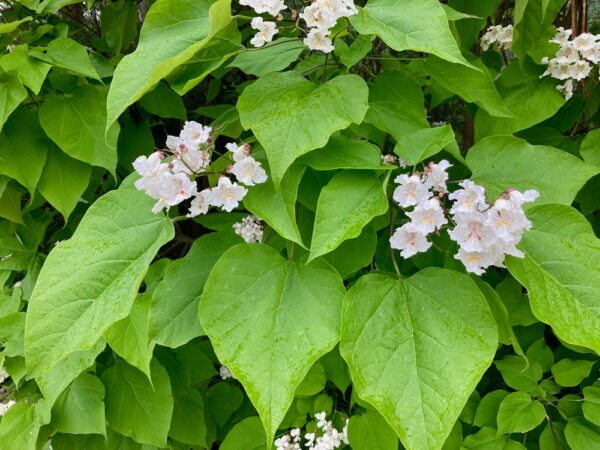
[180,121,211,149]
[233,215,264,243]
[230,156,268,186]
[172,149,210,174]
[448,210,496,253]
[0,400,15,417]
[226,142,251,162]
[555,44,580,64]
[557,79,575,100]
[381,154,398,165]
[166,135,183,153]
[569,60,592,80]
[392,174,431,208]
[133,152,165,177]
[448,180,488,214]
[551,27,573,45]
[149,172,197,213]
[481,25,513,51]
[423,159,452,193]
[250,17,278,47]
[572,33,598,52]
[187,189,211,217]
[390,222,431,258]
[210,177,247,212]
[300,3,338,31]
[240,0,286,16]
[304,28,335,53]
[507,188,540,206]
[219,365,236,380]
[454,248,492,275]
[406,198,447,234]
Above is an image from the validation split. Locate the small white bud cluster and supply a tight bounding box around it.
[240,0,357,53]
[275,411,349,450]
[389,161,539,275]
[133,121,268,216]
[481,24,513,51]
[233,215,264,243]
[219,365,236,380]
[381,154,408,168]
[541,28,600,99]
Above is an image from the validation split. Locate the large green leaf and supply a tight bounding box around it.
[467,136,598,204]
[148,231,241,348]
[351,0,473,67]
[309,171,388,262]
[580,129,600,167]
[0,45,51,95]
[496,392,545,434]
[0,402,39,450]
[24,180,174,379]
[102,359,174,447]
[364,71,428,141]
[513,0,566,61]
[106,0,232,128]
[230,38,304,77]
[221,416,267,450]
[340,270,497,449]
[348,410,399,450]
[426,55,512,118]
[35,37,99,79]
[51,373,106,435]
[37,145,91,221]
[243,164,305,246]
[0,69,27,131]
[0,107,48,196]
[298,135,382,171]
[237,71,368,188]
[506,205,600,354]
[199,244,345,442]
[393,125,457,165]
[40,85,119,174]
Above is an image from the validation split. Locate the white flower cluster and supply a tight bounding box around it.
[481,24,513,51]
[275,412,348,450]
[233,215,264,243]
[133,122,267,216]
[541,28,600,100]
[241,0,357,53]
[389,161,539,275]
[219,365,236,380]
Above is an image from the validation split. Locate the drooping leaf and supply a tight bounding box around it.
[0,17,32,34]
[237,71,368,188]
[309,171,388,262]
[199,244,345,442]
[0,45,51,95]
[24,179,174,378]
[467,136,598,204]
[298,135,382,171]
[340,270,497,449]
[230,38,304,77]
[506,205,600,354]
[148,231,241,348]
[350,0,473,68]
[393,125,457,165]
[37,37,99,79]
[39,84,120,174]
[106,0,232,128]
[102,359,174,447]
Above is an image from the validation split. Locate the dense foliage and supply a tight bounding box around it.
[1,0,600,448]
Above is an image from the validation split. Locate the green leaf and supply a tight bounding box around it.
[237,71,368,188]
[348,410,398,450]
[551,359,595,387]
[309,171,388,261]
[539,421,567,450]
[102,359,174,447]
[199,244,345,442]
[0,69,27,131]
[426,55,513,118]
[495,355,543,392]
[0,312,24,356]
[334,35,373,69]
[473,390,509,428]
[350,0,474,68]
[208,382,244,427]
[393,125,456,165]
[340,269,497,450]
[462,427,526,449]
[506,205,600,355]
[106,0,232,128]
[37,145,91,221]
[0,17,32,34]
[105,293,154,377]
[0,45,51,95]
[24,180,174,379]
[39,84,120,174]
[51,373,106,435]
[583,386,600,426]
[100,0,139,54]
[513,0,566,61]
[467,136,598,205]
[0,107,48,196]
[565,417,600,450]
[364,71,429,140]
[324,225,377,279]
[243,164,305,246]
[580,128,600,167]
[38,37,99,79]
[298,136,382,171]
[0,402,38,450]
[526,338,554,373]
[148,231,241,348]
[230,38,304,77]
[497,392,546,434]
[170,383,210,447]
[221,417,267,450]
[138,82,186,120]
